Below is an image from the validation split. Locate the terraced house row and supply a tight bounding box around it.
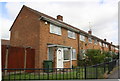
[9,5,119,69]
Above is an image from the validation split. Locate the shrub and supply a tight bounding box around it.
[78,49,118,66]
[103,51,112,62]
[85,49,106,65]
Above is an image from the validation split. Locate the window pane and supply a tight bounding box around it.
[63,48,69,60]
[80,49,86,60]
[103,43,105,47]
[50,24,61,35]
[68,31,71,38]
[106,44,108,48]
[48,48,53,60]
[94,40,97,45]
[72,49,76,60]
[57,27,61,35]
[50,24,54,33]
[88,38,92,43]
[68,30,76,39]
[80,35,85,42]
[72,32,76,39]
[99,42,102,46]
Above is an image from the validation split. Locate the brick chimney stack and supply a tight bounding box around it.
[88,30,92,34]
[57,15,63,21]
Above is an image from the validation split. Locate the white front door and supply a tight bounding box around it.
[56,48,63,68]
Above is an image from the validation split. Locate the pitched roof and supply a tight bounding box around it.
[9,5,118,47]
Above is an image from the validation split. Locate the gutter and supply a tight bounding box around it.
[39,16,80,33]
[39,16,117,47]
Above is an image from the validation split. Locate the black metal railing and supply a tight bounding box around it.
[2,59,118,80]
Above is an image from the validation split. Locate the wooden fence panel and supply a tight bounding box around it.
[26,48,35,72]
[2,45,35,72]
[7,47,25,70]
[2,45,7,69]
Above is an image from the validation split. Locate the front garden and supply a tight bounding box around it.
[2,49,118,80]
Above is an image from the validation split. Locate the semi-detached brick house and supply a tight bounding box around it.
[9,5,118,69]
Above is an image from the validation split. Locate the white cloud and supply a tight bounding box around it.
[5,2,23,19]
[1,17,13,40]
[1,1,119,45]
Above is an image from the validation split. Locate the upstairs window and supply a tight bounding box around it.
[111,46,114,49]
[106,44,108,48]
[115,48,118,50]
[50,24,61,35]
[80,49,86,60]
[80,35,85,42]
[103,43,105,47]
[88,37,92,43]
[94,40,98,45]
[99,42,102,46]
[68,30,76,39]
[111,46,112,49]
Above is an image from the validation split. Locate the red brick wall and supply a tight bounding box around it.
[10,7,40,68]
[64,61,70,68]
[39,21,79,68]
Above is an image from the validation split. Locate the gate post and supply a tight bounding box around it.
[5,45,9,75]
[84,64,87,79]
[24,48,27,72]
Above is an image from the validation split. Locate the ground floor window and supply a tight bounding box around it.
[48,47,54,60]
[80,49,86,60]
[63,48,70,60]
[72,49,76,60]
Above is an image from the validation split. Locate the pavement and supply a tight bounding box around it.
[108,67,119,79]
[108,60,120,79]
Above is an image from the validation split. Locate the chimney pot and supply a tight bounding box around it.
[111,42,112,45]
[57,15,63,21]
[104,39,106,41]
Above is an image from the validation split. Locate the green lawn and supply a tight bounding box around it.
[2,67,109,80]
[86,66,107,79]
[3,70,84,80]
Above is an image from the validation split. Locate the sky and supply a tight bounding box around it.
[0,0,119,45]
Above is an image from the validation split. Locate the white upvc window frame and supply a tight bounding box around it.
[94,39,98,45]
[115,48,118,50]
[106,44,108,48]
[68,30,76,39]
[103,43,106,47]
[80,35,85,42]
[88,37,92,43]
[99,42,102,46]
[50,24,61,35]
